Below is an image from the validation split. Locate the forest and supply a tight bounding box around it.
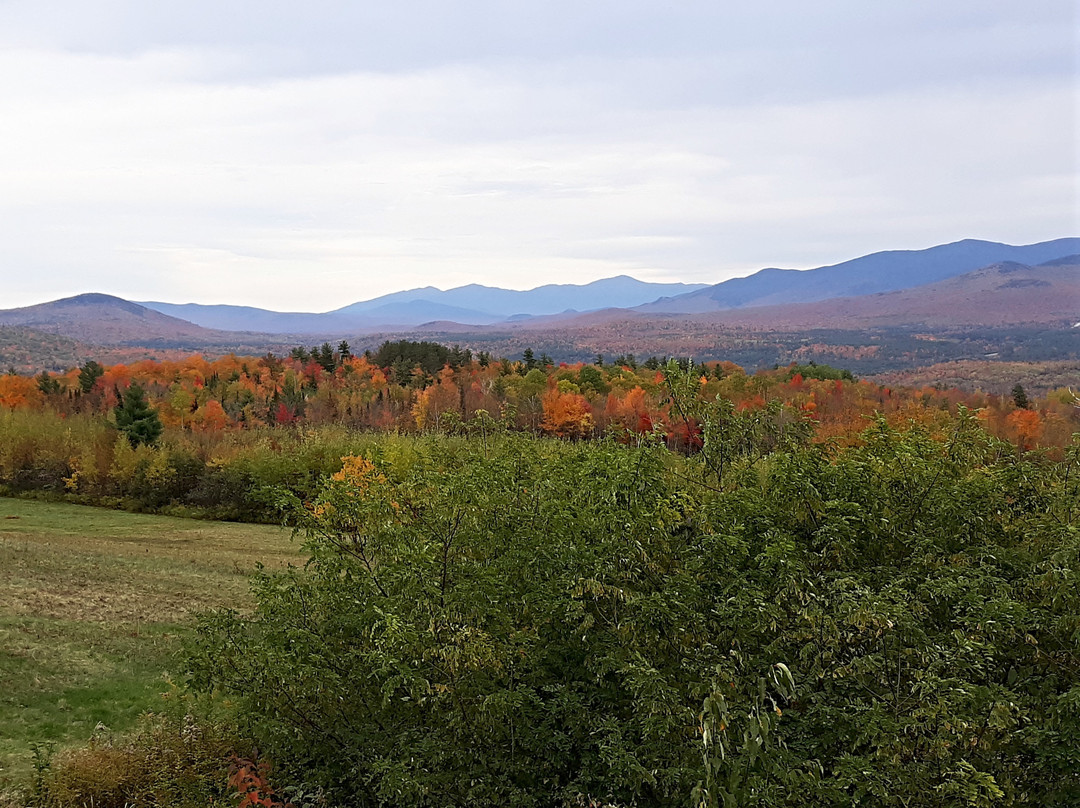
[0,344,1078,807]
[1,341,1075,454]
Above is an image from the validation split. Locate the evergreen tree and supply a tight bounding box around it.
[318,343,336,372]
[1012,383,1030,409]
[373,340,464,375]
[113,382,163,446]
[37,371,61,395]
[78,360,104,394]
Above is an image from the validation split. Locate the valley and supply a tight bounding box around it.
[1,239,1077,389]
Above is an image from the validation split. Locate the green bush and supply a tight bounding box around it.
[188,421,1080,807]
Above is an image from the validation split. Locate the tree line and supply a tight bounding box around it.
[1,343,1075,452]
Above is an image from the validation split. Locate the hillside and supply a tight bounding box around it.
[517,258,1079,335]
[687,259,1080,329]
[0,294,217,344]
[0,324,265,375]
[869,359,1080,397]
[0,326,90,374]
[0,293,289,353]
[637,237,1080,314]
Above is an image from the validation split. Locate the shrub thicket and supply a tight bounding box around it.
[188,402,1080,806]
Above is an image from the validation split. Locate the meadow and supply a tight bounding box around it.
[0,499,298,786]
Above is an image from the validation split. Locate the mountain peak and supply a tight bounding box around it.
[51,293,152,316]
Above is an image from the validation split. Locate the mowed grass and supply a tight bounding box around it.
[0,498,300,785]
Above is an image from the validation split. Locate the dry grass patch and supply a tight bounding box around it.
[0,498,300,789]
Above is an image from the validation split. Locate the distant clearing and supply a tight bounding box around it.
[0,499,298,783]
[869,359,1080,396]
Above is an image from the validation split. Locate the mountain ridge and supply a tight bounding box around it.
[0,294,291,352]
[4,238,1076,351]
[686,258,1080,330]
[143,276,711,333]
[136,238,1080,332]
[510,258,1079,333]
[635,237,1080,314]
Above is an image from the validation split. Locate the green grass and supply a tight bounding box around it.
[0,498,300,787]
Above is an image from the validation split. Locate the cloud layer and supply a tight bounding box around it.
[0,1,1074,310]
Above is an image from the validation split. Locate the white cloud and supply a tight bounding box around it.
[0,2,1075,310]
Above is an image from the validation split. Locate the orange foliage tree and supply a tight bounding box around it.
[541,387,594,439]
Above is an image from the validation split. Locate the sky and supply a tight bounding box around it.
[1,1,1076,312]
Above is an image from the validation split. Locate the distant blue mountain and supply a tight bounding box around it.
[141,302,360,333]
[636,238,1080,314]
[143,277,710,333]
[138,239,1080,332]
[1039,254,1080,267]
[347,300,503,326]
[330,276,709,319]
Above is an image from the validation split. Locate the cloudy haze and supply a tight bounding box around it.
[0,1,1075,311]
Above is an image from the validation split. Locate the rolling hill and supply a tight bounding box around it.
[636,238,1080,314]
[0,325,91,374]
[684,258,1080,330]
[0,294,288,352]
[0,294,217,344]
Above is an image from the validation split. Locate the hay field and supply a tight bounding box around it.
[0,498,299,784]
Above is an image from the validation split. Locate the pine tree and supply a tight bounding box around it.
[37,371,61,395]
[318,343,336,373]
[1011,383,1030,409]
[78,360,104,394]
[114,382,163,446]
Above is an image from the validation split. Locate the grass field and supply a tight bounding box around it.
[0,498,300,787]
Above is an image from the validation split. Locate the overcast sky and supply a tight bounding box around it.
[1,1,1076,311]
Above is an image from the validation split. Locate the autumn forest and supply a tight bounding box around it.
[2,339,1079,807]
[2,341,1074,448]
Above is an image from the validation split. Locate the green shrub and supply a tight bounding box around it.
[189,423,1080,807]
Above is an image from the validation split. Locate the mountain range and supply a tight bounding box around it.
[142,276,711,333]
[634,237,1080,314]
[0,239,1076,355]
[134,237,1079,332]
[664,258,1080,330]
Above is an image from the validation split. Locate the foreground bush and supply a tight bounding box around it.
[189,412,1080,807]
